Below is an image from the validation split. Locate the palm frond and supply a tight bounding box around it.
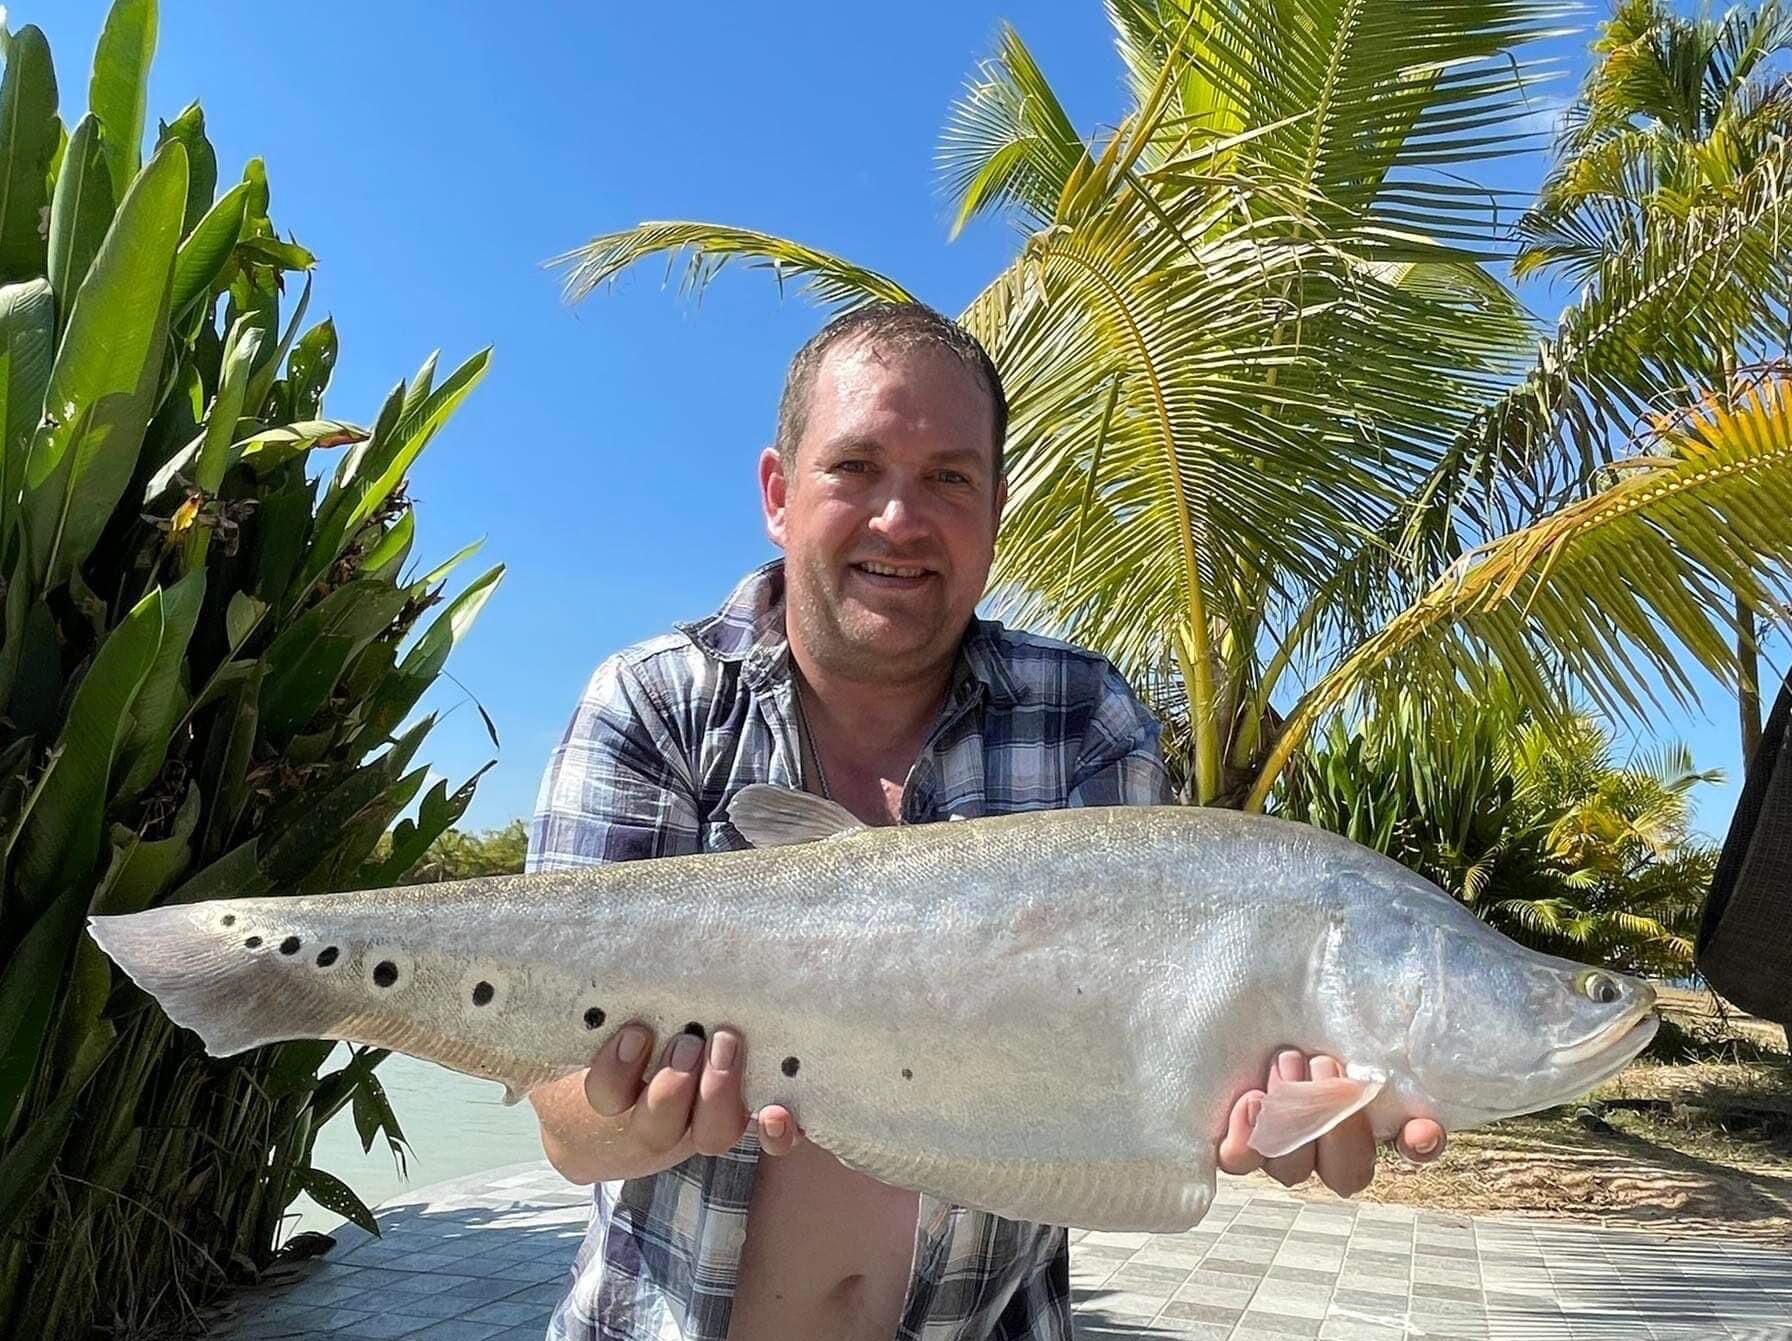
[549,222,915,312]
[1248,372,1792,809]
[938,24,1097,238]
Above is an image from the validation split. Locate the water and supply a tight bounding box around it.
[285,1048,568,1238]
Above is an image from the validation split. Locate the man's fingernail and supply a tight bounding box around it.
[763,1113,787,1141]
[617,1027,647,1065]
[1246,1095,1263,1126]
[1411,1131,1440,1156]
[1276,1050,1304,1081]
[709,1030,738,1071]
[670,1033,702,1072]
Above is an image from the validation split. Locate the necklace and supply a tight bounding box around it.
[791,681,835,801]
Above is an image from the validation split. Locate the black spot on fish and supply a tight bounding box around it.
[683,1022,706,1041]
[315,946,339,968]
[372,960,398,988]
[221,914,236,927]
[244,936,262,949]
[781,1056,800,1078]
[584,1007,605,1030]
[280,937,301,955]
[472,981,495,1007]
[901,1068,913,1080]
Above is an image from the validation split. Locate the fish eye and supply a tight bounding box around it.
[1581,971,1621,1005]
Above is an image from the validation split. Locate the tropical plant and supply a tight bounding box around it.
[555,0,1792,812]
[1515,0,1792,763]
[389,819,528,884]
[1276,680,1722,976]
[0,4,499,1336]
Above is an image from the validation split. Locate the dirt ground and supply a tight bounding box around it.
[1265,988,1792,1243]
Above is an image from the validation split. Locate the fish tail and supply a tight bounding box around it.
[89,902,339,1058]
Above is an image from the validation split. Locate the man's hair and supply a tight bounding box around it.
[774,301,1009,485]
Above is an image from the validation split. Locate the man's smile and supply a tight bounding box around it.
[849,560,937,591]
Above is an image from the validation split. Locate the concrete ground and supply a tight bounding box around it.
[200,1161,1792,1341]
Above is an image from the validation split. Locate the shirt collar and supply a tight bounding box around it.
[675,559,1026,708]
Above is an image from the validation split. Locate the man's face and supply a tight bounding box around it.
[760,339,1005,685]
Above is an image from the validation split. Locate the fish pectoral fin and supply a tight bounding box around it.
[1246,1074,1386,1159]
[726,784,865,847]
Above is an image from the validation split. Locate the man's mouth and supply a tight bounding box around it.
[850,561,935,587]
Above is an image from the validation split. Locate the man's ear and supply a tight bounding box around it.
[760,446,790,550]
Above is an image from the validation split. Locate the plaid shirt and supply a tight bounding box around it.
[528,561,1172,1341]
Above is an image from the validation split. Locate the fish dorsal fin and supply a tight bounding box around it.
[727,784,865,847]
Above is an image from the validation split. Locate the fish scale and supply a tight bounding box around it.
[88,787,1660,1231]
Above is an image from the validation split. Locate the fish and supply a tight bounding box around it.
[87,784,1659,1232]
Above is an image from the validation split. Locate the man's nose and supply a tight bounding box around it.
[868,488,929,542]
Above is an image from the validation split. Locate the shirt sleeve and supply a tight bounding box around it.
[1066,664,1176,808]
[527,653,706,873]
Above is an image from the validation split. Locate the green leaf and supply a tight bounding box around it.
[21,137,186,588]
[46,116,115,340]
[265,1039,336,1102]
[367,764,491,886]
[0,25,59,282]
[282,317,337,420]
[15,585,164,910]
[0,1058,82,1239]
[88,0,157,199]
[297,1167,380,1237]
[225,591,265,650]
[0,882,88,1141]
[155,100,215,237]
[169,178,247,321]
[91,782,202,915]
[0,278,52,541]
[170,837,270,905]
[243,271,310,415]
[113,570,206,801]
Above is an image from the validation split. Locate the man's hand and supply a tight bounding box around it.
[585,1023,804,1164]
[1216,1049,1446,1197]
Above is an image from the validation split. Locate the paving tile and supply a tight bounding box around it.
[1160,1298,1245,1327]
[328,1316,435,1340]
[1091,1289,1166,1317]
[1319,1319,1403,1341]
[1254,1281,1334,1318]
[1238,1308,1324,1336]
[463,1299,555,1326]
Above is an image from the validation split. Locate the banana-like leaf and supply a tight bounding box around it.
[21,138,186,589]
[155,100,215,237]
[88,0,157,198]
[0,881,89,1141]
[169,177,248,321]
[91,783,202,916]
[112,570,205,802]
[280,317,337,421]
[16,583,166,913]
[46,116,115,340]
[0,25,59,282]
[0,278,52,540]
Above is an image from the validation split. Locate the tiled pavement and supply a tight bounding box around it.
[203,1161,1792,1341]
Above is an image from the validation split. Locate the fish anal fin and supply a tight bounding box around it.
[1247,1075,1386,1159]
[726,783,864,848]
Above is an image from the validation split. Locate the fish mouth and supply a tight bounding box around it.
[1543,1007,1660,1098]
[1548,999,1659,1068]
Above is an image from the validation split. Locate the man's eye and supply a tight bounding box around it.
[834,460,869,474]
[937,471,971,486]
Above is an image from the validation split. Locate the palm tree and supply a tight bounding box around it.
[1515,0,1792,766]
[555,0,1792,810]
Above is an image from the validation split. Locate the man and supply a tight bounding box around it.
[527,303,1447,1341]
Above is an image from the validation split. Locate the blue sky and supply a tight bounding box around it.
[32,2,1779,841]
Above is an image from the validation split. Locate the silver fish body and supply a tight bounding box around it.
[88,792,1658,1231]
